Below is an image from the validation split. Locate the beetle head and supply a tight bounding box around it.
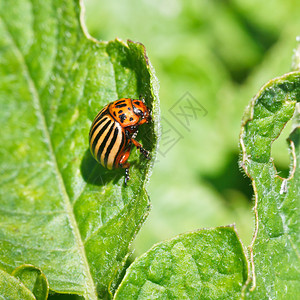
[132,99,151,125]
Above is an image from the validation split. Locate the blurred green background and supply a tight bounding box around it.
[83,0,300,256]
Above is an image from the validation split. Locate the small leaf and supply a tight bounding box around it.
[12,264,49,300]
[239,72,300,298]
[0,268,35,300]
[0,0,159,299]
[114,226,248,299]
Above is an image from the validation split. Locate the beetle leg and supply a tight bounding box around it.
[131,139,151,160]
[124,168,130,185]
[119,149,131,185]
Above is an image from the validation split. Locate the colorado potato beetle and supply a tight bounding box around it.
[89,98,151,185]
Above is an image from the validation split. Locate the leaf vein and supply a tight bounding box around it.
[0,15,98,299]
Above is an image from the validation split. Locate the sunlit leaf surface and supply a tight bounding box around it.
[0,0,159,298]
[0,269,36,300]
[240,72,300,298]
[114,226,248,299]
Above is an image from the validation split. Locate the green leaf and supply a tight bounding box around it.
[114,226,248,299]
[0,0,159,299]
[0,268,35,300]
[12,264,49,300]
[239,72,300,298]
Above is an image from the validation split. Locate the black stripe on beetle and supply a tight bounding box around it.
[96,121,115,162]
[89,107,108,136]
[91,118,112,152]
[113,130,127,168]
[104,126,120,168]
[112,130,127,168]
[89,116,109,140]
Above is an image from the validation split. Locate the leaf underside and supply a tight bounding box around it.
[0,0,159,299]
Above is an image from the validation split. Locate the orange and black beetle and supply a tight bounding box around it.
[89,98,151,184]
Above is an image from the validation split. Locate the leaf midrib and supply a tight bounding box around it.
[0,16,98,299]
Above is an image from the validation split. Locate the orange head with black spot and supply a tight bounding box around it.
[131,99,151,125]
[109,98,151,128]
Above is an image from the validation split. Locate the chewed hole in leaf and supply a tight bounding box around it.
[271,118,293,178]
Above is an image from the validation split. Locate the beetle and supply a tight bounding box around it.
[89,98,151,185]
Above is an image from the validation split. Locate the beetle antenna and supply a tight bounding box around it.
[139,95,145,102]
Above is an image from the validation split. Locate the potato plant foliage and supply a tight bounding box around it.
[0,0,299,299]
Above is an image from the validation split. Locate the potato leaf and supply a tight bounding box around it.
[12,264,49,300]
[0,269,36,300]
[0,0,159,298]
[114,226,248,299]
[240,72,300,298]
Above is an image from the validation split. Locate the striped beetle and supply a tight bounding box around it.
[89,98,151,185]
